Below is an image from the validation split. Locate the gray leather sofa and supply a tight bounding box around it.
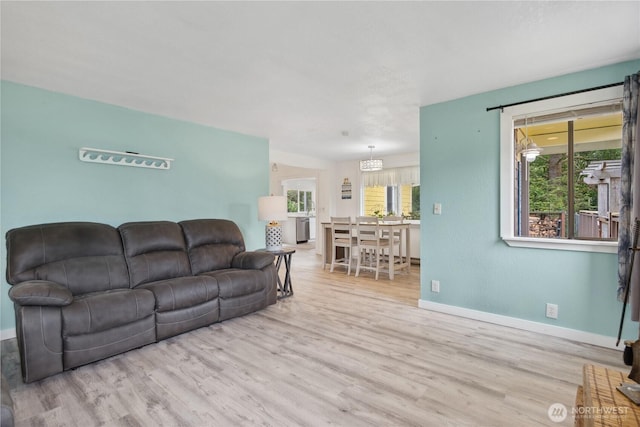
[5,219,277,383]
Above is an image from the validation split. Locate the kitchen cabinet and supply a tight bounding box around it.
[282,218,296,244]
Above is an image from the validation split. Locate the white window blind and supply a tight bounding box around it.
[361,166,420,187]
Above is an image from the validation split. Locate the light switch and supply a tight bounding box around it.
[433,203,442,215]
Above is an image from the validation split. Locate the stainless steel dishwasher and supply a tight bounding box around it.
[296,217,310,243]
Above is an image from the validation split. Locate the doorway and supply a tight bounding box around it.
[281,177,316,248]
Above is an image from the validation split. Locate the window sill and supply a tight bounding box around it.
[502,236,617,254]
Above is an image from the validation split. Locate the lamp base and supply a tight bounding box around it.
[265,224,283,251]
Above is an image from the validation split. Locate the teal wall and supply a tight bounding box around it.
[0,81,270,332]
[420,60,640,339]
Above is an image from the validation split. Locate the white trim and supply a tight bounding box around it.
[419,299,623,350]
[502,237,617,253]
[499,86,624,252]
[1,328,16,341]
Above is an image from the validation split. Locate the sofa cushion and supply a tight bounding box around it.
[6,222,129,294]
[138,276,218,312]
[34,256,129,295]
[119,221,192,286]
[62,288,155,336]
[179,219,245,274]
[203,269,266,298]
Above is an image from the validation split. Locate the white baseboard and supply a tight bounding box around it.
[1,328,16,341]
[419,299,622,351]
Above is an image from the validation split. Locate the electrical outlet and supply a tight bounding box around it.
[545,303,558,319]
[431,280,440,293]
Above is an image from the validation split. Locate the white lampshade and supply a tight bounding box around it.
[258,196,288,222]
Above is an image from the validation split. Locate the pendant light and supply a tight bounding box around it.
[360,145,383,171]
[519,116,542,162]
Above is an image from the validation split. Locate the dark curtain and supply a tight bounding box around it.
[618,71,640,323]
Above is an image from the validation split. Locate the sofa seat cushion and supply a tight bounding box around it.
[62,288,155,336]
[138,276,218,313]
[204,269,272,321]
[202,269,266,298]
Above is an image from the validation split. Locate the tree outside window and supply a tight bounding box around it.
[287,190,313,214]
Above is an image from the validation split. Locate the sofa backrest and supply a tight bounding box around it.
[119,221,192,287]
[5,222,129,295]
[179,219,246,274]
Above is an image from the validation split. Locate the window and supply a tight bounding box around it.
[360,166,420,219]
[362,184,418,217]
[500,86,623,253]
[287,190,313,213]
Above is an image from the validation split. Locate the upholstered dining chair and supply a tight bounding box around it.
[330,216,357,275]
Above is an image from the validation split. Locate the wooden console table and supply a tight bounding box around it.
[576,364,640,426]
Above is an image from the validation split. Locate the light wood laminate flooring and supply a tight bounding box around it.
[1,244,625,426]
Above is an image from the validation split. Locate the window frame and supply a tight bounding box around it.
[361,184,397,216]
[499,86,622,254]
[287,189,313,214]
[361,184,417,218]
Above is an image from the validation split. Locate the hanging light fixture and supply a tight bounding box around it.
[360,145,383,172]
[518,116,542,162]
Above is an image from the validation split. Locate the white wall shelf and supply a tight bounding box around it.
[79,147,173,170]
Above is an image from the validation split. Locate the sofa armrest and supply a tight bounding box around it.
[8,280,73,307]
[231,251,275,270]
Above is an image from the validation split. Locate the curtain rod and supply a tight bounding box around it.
[485,81,624,112]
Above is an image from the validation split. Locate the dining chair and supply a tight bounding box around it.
[355,216,391,280]
[330,216,357,275]
[382,215,404,267]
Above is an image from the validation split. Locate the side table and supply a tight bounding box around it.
[576,364,640,426]
[260,247,295,299]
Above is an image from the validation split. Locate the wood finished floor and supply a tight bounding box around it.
[1,243,626,426]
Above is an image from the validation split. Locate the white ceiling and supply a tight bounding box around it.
[2,1,639,161]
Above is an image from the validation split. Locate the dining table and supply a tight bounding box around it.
[321,221,411,280]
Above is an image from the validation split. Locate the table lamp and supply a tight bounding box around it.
[258,195,288,251]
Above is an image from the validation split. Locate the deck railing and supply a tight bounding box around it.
[577,211,618,240]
